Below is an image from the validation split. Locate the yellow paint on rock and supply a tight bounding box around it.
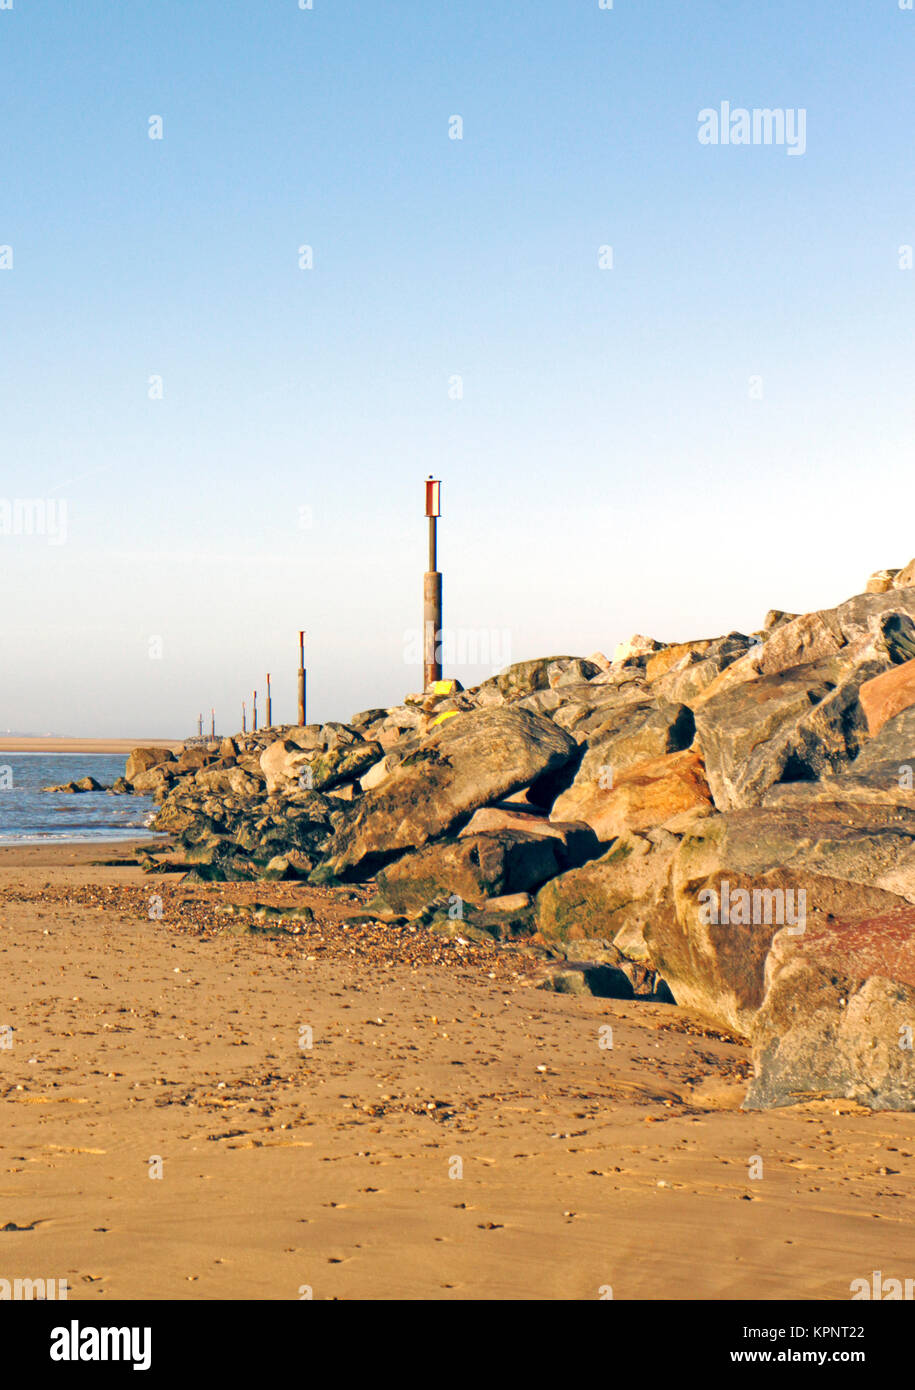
[430,711,461,727]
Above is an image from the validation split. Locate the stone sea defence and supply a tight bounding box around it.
[119,563,915,1111]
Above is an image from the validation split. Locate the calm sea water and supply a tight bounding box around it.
[0,755,161,844]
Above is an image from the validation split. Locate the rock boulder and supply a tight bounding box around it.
[318,707,576,878]
[746,908,915,1110]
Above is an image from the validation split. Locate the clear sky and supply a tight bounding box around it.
[1,0,913,735]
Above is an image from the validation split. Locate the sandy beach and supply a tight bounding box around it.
[2,840,913,1302]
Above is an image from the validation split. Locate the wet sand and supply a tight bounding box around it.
[1,842,913,1301]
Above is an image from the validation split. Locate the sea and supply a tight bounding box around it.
[0,755,161,844]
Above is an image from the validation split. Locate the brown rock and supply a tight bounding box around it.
[647,804,915,1036]
[260,739,318,794]
[482,892,532,912]
[612,634,665,664]
[547,658,603,687]
[129,765,176,799]
[319,707,576,877]
[644,640,712,682]
[534,827,678,959]
[693,663,844,811]
[550,750,713,842]
[746,907,915,1110]
[194,766,264,798]
[175,747,212,772]
[866,568,902,595]
[125,747,176,783]
[565,702,695,796]
[756,610,846,677]
[893,558,915,589]
[495,657,575,700]
[859,657,915,736]
[458,806,599,868]
[376,831,564,914]
[690,647,765,708]
[763,610,800,631]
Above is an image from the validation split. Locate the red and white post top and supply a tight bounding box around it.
[425,477,441,517]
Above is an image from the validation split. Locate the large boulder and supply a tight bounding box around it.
[853,705,915,775]
[745,908,915,1111]
[308,741,382,791]
[261,736,378,795]
[319,721,365,752]
[350,707,390,731]
[894,557,915,589]
[830,588,915,647]
[194,765,264,798]
[152,794,209,837]
[317,708,577,878]
[129,765,177,799]
[587,666,652,695]
[866,568,902,595]
[642,632,755,690]
[550,750,713,843]
[457,806,600,868]
[762,770,915,814]
[759,702,915,811]
[494,658,575,701]
[561,702,695,793]
[534,827,679,961]
[547,658,603,687]
[359,740,421,792]
[859,657,915,736]
[692,660,880,811]
[646,805,915,1036]
[125,747,176,783]
[284,725,325,751]
[689,646,766,708]
[649,653,740,706]
[551,687,652,741]
[515,689,562,717]
[612,635,665,664]
[376,830,565,915]
[779,666,885,782]
[644,640,713,682]
[261,739,317,794]
[756,610,845,676]
[175,747,212,773]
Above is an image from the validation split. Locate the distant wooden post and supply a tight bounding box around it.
[424,477,443,689]
[198,712,203,738]
[211,709,216,738]
[266,674,272,728]
[297,631,307,726]
[252,690,258,732]
[242,701,247,733]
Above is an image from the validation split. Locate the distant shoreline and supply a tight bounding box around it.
[0,737,184,754]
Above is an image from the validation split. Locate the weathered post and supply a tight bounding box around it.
[252,690,258,733]
[297,631,307,727]
[198,712,203,738]
[423,476,442,689]
[266,674,272,729]
[211,709,216,738]
[242,701,247,734]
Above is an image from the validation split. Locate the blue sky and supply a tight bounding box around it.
[1,0,913,735]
